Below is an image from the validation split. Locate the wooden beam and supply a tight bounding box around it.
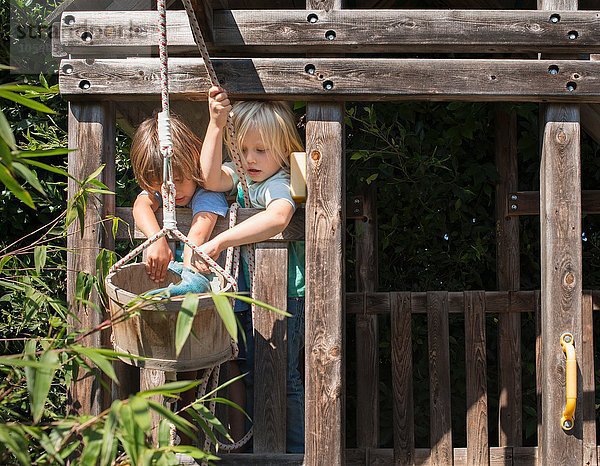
[67,102,116,416]
[113,206,305,241]
[354,185,379,449]
[495,108,522,447]
[59,57,600,102]
[505,190,600,215]
[539,100,583,462]
[253,242,288,453]
[305,102,345,464]
[58,9,600,55]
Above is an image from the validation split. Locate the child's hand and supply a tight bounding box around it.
[197,238,223,265]
[145,238,173,283]
[208,86,231,129]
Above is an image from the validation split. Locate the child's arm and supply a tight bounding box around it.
[200,86,235,192]
[184,211,219,274]
[133,193,173,283]
[199,199,294,259]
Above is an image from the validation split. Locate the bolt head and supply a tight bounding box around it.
[564,335,572,343]
[563,420,573,429]
[511,204,518,210]
[511,194,518,200]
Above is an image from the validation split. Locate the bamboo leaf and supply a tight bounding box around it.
[17,148,71,158]
[12,162,45,194]
[21,159,70,178]
[147,399,196,440]
[83,164,105,184]
[72,346,118,383]
[138,380,200,398]
[0,109,16,150]
[0,90,57,114]
[176,294,199,356]
[100,401,120,466]
[0,163,35,208]
[219,292,291,317]
[0,425,31,466]
[34,245,47,275]
[211,293,238,342]
[158,419,171,448]
[31,350,59,423]
[129,395,152,433]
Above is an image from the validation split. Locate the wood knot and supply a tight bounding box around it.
[556,130,567,144]
[311,150,321,161]
[564,272,575,286]
[329,345,341,358]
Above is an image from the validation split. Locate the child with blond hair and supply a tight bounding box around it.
[198,87,306,453]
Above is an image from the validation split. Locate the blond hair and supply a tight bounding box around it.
[226,101,304,170]
[130,113,203,192]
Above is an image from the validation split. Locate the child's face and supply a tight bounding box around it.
[241,127,282,183]
[151,176,197,206]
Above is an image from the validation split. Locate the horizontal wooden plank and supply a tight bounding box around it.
[114,206,304,241]
[59,57,600,102]
[345,290,600,315]
[215,447,539,465]
[59,10,600,55]
[507,190,600,215]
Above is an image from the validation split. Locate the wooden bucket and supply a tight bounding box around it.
[105,263,234,371]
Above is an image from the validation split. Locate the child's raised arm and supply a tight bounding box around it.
[200,86,235,192]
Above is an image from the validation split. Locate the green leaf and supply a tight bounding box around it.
[138,380,200,398]
[22,158,70,177]
[0,163,35,208]
[211,293,238,342]
[83,164,106,184]
[72,346,118,383]
[193,402,230,440]
[0,356,56,369]
[129,395,152,432]
[0,84,57,93]
[12,162,45,195]
[34,245,47,275]
[147,399,196,440]
[0,109,16,150]
[219,292,291,317]
[0,90,57,114]
[158,419,171,448]
[176,294,199,356]
[24,339,37,397]
[31,350,59,423]
[79,428,103,465]
[0,425,31,466]
[101,401,120,466]
[17,148,71,158]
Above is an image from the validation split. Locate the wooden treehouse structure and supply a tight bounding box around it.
[54,0,600,464]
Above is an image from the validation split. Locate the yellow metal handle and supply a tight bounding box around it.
[560,332,576,431]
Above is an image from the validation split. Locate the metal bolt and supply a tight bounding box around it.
[510,194,518,201]
[323,80,334,90]
[354,209,360,214]
[325,30,336,41]
[550,14,560,24]
[563,420,573,429]
[307,13,318,23]
[511,204,518,210]
[354,198,360,204]
[568,31,578,40]
[563,334,572,343]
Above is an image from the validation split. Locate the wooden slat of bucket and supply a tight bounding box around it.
[582,292,597,466]
[355,185,379,449]
[464,291,488,466]
[253,242,288,452]
[427,291,452,465]
[139,368,166,446]
[391,292,414,465]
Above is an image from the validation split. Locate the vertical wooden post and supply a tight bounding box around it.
[427,291,452,465]
[355,186,379,449]
[495,108,522,446]
[139,368,166,446]
[67,102,115,416]
[305,101,345,465]
[253,242,288,453]
[391,292,414,465]
[539,102,583,464]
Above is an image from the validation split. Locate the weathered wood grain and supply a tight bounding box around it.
[464,291,488,466]
[581,292,597,466]
[495,108,522,447]
[253,242,288,453]
[305,102,345,465]
[539,101,583,463]
[58,9,600,54]
[505,190,600,216]
[67,102,115,416]
[139,368,166,446]
[391,292,414,465]
[426,291,452,465]
[113,207,305,242]
[345,291,540,315]
[355,185,379,449]
[59,57,600,102]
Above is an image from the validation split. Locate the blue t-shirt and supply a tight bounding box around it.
[139,188,228,261]
[140,188,228,218]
